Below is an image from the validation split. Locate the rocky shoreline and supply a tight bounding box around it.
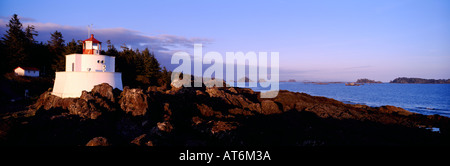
[1,83,449,146]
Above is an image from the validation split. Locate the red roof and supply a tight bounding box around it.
[83,34,101,43]
[16,67,40,71]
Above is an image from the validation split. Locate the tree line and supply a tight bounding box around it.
[390,77,450,84]
[0,14,171,88]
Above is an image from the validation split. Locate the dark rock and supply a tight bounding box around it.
[228,108,254,116]
[378,105,414,116]
[80,91,94,101]
[162,103,172,121]
[205,87,258,111]
[131,134,153,146]
[157,121,173,133]
[91,83,115,102]
[3,83,450,146]
[345,82,362,86]
[30,92,63,111]
[211,121,237,134]
[28,91,102,119]
[119,87,148,116]
[67,99,101,119]
[227,87,238,94]
[259,100,282,115]
[147,86,166,93]
[196,103,222,117]
[192,116,204,125]
[86,137,110,146]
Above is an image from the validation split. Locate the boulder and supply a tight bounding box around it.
[131,134,153,146]
[86,137,110,146]
[119,87,148,116]
[5,82,449,147]
[196,103,222,117]
[227,87,238,94]
[67,99,102,119]
[205,87,256,110]
[80,91,95,101]
[28,91,102,119]
[205,87,226,98]
[30,92,62,111]
[211,121,237,134]
[228,108,254,116]
[91,83,115,102]
[259,100,282,115]
[192,116,204,125]
[163,103,172,121]
[157,121,173,132]
[378,105,414,116]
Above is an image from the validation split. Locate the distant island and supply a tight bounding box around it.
[345,82,361,86]
[303,81,332,85]
[390,77,450,84]
[345,78,382,86]
[237,77,253,82]
[356,78,382,84]
[280,79,296,82]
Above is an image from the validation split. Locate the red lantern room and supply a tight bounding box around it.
[83,34,102,55]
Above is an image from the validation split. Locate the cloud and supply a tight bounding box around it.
[29,24,211,55]
[0,16,211,55]
[0,17,213,70]
[342,65,373,70]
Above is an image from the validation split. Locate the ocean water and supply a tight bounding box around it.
[250,82,450,117]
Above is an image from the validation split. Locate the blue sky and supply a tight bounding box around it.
[1,0,449,82]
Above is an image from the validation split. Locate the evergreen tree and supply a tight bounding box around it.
[116,44,138,87]
[31,42,51,76]
[106,40,112,50]
[105,40,119,57]
[142,47,161,85]
[22,25,40,73]
[0,16,172,87]
[0,14,29,73]
[159,66,172,89]
[64,39,82,55]
[48,31,65,71]
[25,25,38,43]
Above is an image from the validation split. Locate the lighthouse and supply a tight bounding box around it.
[52,34,123,98]
[83,34,101,55]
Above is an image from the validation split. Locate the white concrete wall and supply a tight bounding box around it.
[52,72,123,98]
[66,54,76,72]
[65,54,115,72]
[80,55,115,72]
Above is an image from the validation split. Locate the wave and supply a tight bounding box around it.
[341,100,366,105]
[406,107,450,117]
[415,107,443,111]
[339,101,450,117]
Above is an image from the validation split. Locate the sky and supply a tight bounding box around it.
[1,0,449,82]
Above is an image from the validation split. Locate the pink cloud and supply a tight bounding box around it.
[0,17,212,58]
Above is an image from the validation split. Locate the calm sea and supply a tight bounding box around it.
[249,82,450,117]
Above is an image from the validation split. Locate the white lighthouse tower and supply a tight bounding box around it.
[52,34,123,98]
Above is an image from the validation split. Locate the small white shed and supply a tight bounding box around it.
[14,67,40,77]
